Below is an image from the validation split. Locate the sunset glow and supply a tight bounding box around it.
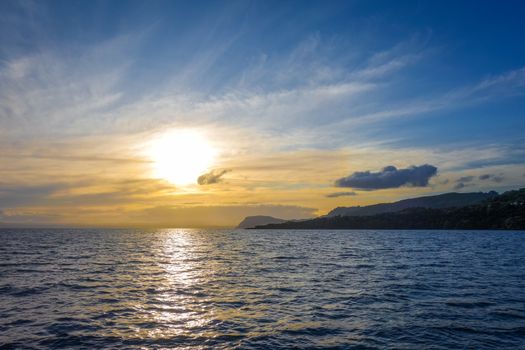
[148,130,216,185]
[1,2,524,349]
[0,0,523,229]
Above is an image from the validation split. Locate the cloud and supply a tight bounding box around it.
[322,65,525,136]
[0,9,522,229]
[0,36,132,137]
[454,182,469,190]
[335,164,437,190]
[457,176,474,183]
[325,191,357,198]
[0,178,177,209]
[454,173,505,190]
[0,183,65,207]
[453,175,475,190]
[479,173,504,183]
[197,169,231,185]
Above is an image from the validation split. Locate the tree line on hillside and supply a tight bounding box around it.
[254,188,525,230]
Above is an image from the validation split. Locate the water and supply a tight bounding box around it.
[1,229,525,349]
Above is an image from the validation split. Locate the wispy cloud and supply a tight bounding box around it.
[322,66,525,136]
[0,33,137,136]
[0,3,524,226]
[326,191,357,198]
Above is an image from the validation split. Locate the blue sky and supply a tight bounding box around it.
[0,0,524,226]
[2,0,524,143]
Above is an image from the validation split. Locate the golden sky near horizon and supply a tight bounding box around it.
[1,2,524,227]
[1,126,523,227]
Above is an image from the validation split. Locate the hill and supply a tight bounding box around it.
[236,215,286,229]
[253,188,525,230]
[327,191,498,217]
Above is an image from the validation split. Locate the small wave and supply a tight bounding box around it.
[282,325,343,336]
[2,228,525,349]
[445,300,494,308]
[271,256,303,260]
[490,310,525,320]
[4,285,51,297]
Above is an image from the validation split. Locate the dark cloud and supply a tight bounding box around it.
[197,169,231,185]
[492,176,504,183]
[326,191,357,198]
[453,175,475,190]
[479,174,504,183]
[334,164,437,190]
[453,173,504,190]
[457,176,474,183]
[454,182,469,190]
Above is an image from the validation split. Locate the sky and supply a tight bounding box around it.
[0,0,524,227]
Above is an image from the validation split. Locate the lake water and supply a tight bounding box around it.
[1,229,524,349]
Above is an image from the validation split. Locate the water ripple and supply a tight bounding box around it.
[1,229,525,349]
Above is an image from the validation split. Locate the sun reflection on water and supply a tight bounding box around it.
[151,229,213,337]
[120,229,215,341]
[93,228,271,343]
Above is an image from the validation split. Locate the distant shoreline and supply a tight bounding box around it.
[250,188,525,231]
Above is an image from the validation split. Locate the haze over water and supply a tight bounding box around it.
[1,229,524,349]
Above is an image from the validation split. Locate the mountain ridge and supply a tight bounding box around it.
[251,188,525,230]
[326,191,498,217]
[237,191,498,229]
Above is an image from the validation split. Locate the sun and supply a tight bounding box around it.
[148,129,216,185]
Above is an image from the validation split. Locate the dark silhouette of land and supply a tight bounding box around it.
[237,215,287,229]
[326,191,497,217]
[248,188,525,230]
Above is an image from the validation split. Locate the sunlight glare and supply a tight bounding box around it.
[149,129,216,185]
